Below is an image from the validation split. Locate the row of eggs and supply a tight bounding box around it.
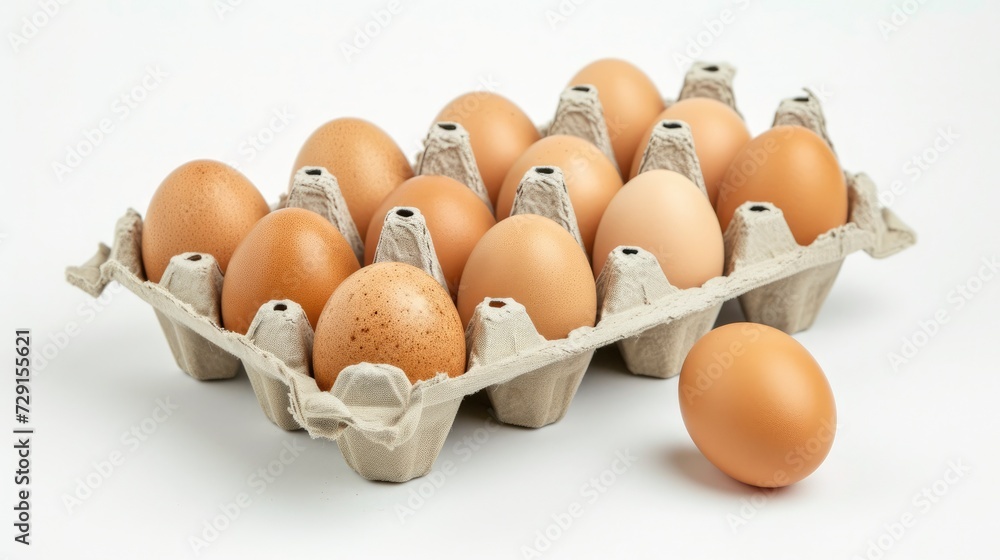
[138,58,841,488]
[140,57,849,387]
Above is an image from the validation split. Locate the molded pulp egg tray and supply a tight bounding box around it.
[66,62,915,482]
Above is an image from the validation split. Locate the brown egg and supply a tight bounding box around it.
[679,323,836,488]
[568,58,665,173]
[141,160,269,283]
[495,135,623,254]
[716,125,848,246]
[365,175,496,295]
[313,262,466,390]
[221,208,360,334]
[629,98,751,207]
[592,170,724,288]
[457,214,596,340]
[290,118,413,234]
[434,92,540,205]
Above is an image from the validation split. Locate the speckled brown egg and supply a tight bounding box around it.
[457,214,596,340]
[365,175,496,296]
[221,208,360,335]
[290,118,413,234]
[141,159,269,283]
[434,92,540,205]
[313,262,466,390]
[495,135,623,254]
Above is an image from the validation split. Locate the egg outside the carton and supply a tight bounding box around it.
[678,323,837,488]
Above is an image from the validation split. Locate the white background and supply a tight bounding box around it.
[2,1,999,559]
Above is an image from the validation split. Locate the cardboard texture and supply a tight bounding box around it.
[65,62,916,482]
[414,122,493,213]
[372,207,450,295]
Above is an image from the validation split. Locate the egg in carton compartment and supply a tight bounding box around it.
[65,61,915,482]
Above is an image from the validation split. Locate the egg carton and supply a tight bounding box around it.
[65,62,915,482]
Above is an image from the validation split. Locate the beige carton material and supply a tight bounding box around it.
[372,207,450,295]
[156,253,241,381]
[597,248,722,379]
[244,300,314,431]
[413,122,493,212]
[65,61,916,482]
[677,61,741,116]
[477,173,594,427]
[471,299,594,428]
[509,166,585,250]
[287,167,365,264]
[547,84,620,175]
[331,363,462,482]
[772,92,836,154]
[634,120,709,197]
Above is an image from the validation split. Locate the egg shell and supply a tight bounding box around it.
[717,125,848,246]
[434,92,540,205]
[313,262,466,390]
[495,135,622,254]
[630,97,751,206]
[458,214,596,340]
[141,159,269,283]
[365,175,495,296]
[568,58,665,173]
[221,207,360,334]
[678,323,836,488]
[291,118,413,234]
[592,169,724,288]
